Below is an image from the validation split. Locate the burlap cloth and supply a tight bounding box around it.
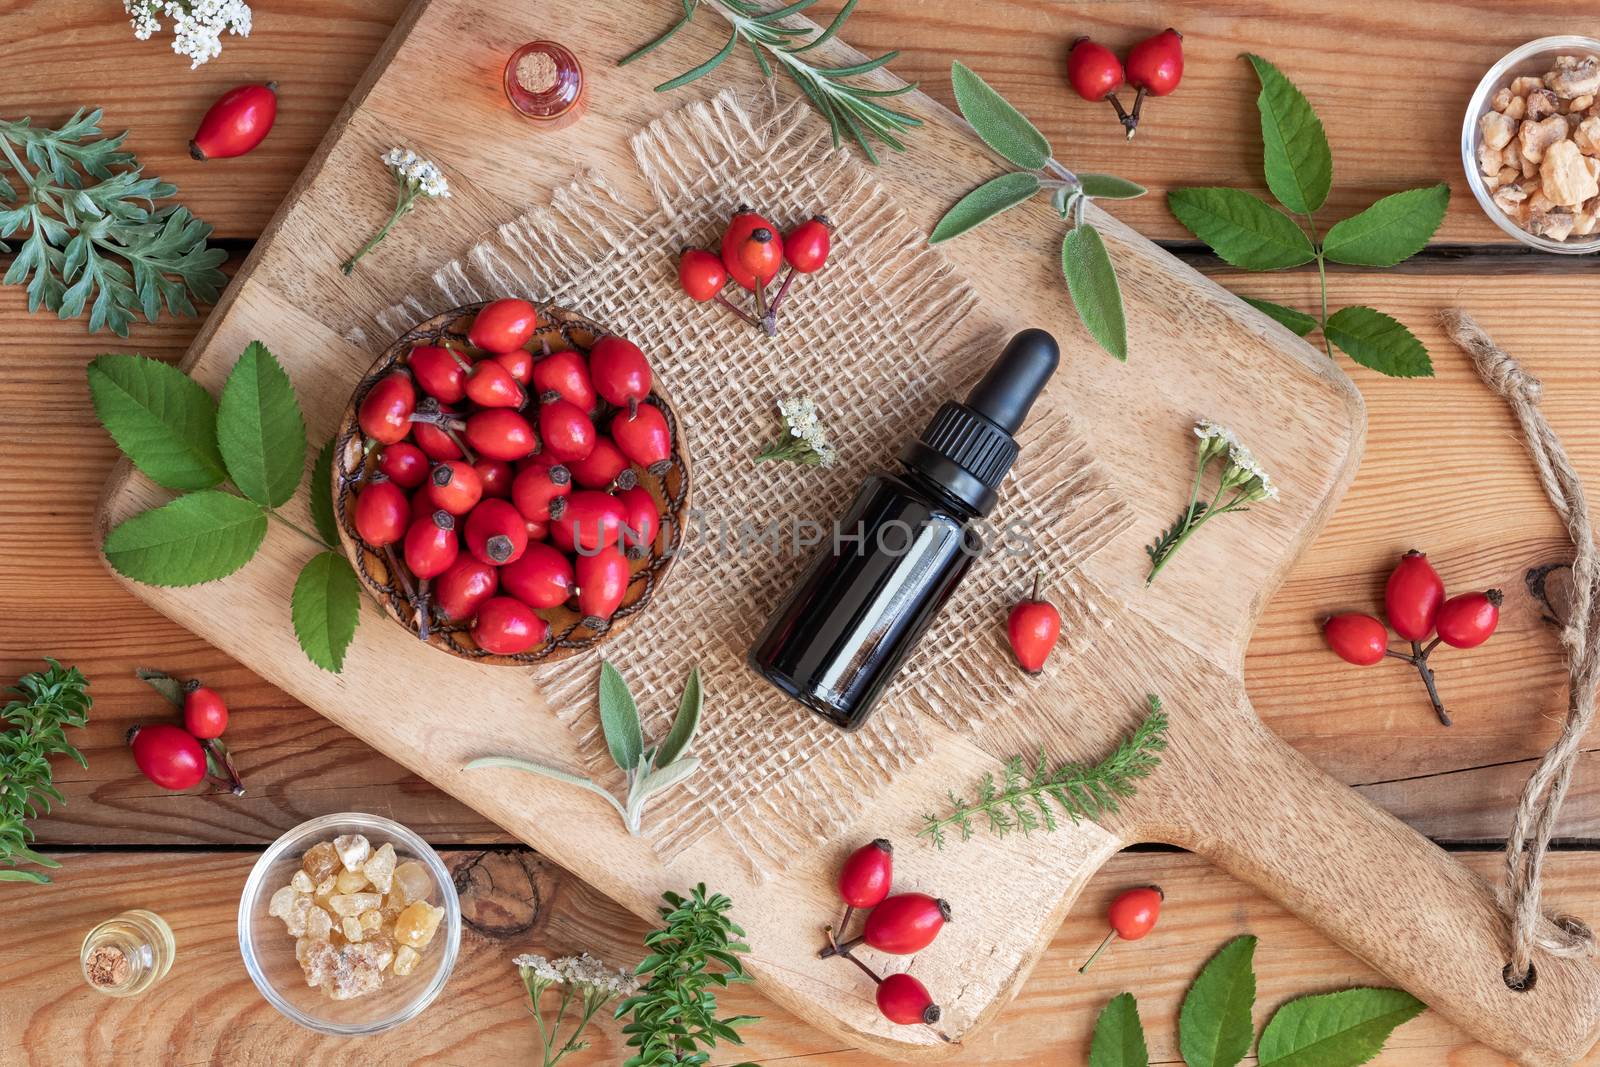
[376,89,1130,869]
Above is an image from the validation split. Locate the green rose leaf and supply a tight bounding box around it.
[1168,188,1316,270]
[1257,987,1426,1067]
[598,660,645,773]
[102,490,266,586]
[291,550,362,673]
[1079,174,1148,200]
[1245,54,1333,215]
[1062,223,1128,361]
[1242,297,1318,336]
[1179,935,1258,1067]
[654,666,703,769]
[86,354,226,490]
[309,437,340,546]
[217,341,308,508]
[134,667,186,708]
[1322,184,1450,266]
[1089,992,1150,1067]
[951,61,1051,170]
[929,172,1041,243]
[1324,306,1433,378]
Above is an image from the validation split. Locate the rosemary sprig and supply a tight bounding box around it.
[919,695,1168,848]
[622,0,921,163]
[1,660,91,884]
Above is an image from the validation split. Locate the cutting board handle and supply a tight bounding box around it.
[1171,706,1600,1067]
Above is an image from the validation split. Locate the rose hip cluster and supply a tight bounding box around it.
[354,298,672,655]
[817,840,953,1037]
[1323,550,1503,726]
[128,681,244,795]
[677,206,832,336]
[1067,28,1184,139]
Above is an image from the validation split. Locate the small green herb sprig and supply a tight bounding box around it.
[616,883,760,1067]
[467,662,703,836]
[1168,55,1448,379]
[931,63,1146,361]
[1089,936,1425,1067]
[88,345,361,673]
[919,695,1167,848]
[0,109,226,337]
[1,660,91,884]
[622,0,920,163]
[1146,420,1278,585]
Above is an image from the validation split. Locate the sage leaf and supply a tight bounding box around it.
[638,756,700,800]
[598,660,645,773]
[86,353,226,490]
[1245,54,1332,215]
[1090,993,1150,1067]
[464,756,630,821]
[216,341,307,508]
[135,667,185,708]
[929,172,1040,243]
[1179,935,1257,1067]
[102,489,266,586]
[309,437,339,546]
[951,61,1051,170]
[1168,188,1316,270]
[1323,306,1433,378]
[291,551,361,673]
[1079,174,1147,200]
[1242,297,1318,336]
[654,667,702,768]
[1062,223,1128,361]
[1257,987,1425,1067]
[1322,184,1450,267]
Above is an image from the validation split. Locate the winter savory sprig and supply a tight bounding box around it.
[1145,420,1278,585]
[515,953,639,1067]
[930,63,1145,361]
[919,696,1167,848]
[754,395,836,466]
[124,0,253,68]
[1169,55,1449,378]
[1,660,91,884]
[341,147,451,275]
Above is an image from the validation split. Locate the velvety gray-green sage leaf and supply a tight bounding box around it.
[309,437,340,547]
[1167,188,1316,270]
[1179,935,1257,1067]
[1242,297,1318,337]
[1078,174,1148,200]
[1257,987,1425,1067]
[1246,54,1333,216]
[1321,184,1450,267]
[291,550,362,673]
[86,354,226,491]
[216,341,308,508]
[1089,992,1150,1067]
[929,172,1040,243]
[654,667,702,768]
[598,660,645,773]
[1323,306,1433,378]
[950,61,1051,170]
[102,489,266,586]
[1062,223,1128,361]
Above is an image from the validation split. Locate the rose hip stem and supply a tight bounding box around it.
[818,934,864,959]
[1385,641,1452,726]
[202,738,246,796]
[824,925,882,983]
[713,293,761,329]
[763,267,798,334]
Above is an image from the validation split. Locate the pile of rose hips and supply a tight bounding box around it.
[818,840,953,1036]
[1066,28,1184,140]
[677,206,832,336]
[354,297,673,656]
[128,681,244,795]
[1078,885,1163,972]
[1323,550,1503,726]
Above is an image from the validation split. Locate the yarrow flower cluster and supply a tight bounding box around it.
[124,0,252,68]
[340,147,451,275]
[754,395,837,467]
[514,952,638,1066]
[1145,420,1280,583]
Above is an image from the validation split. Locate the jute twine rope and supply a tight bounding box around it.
[1441,308,1598,985]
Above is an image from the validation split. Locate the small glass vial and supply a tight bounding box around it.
[81,909,175,997]
[504,41,585,129]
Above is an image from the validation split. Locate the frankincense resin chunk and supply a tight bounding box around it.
[302,841,340,881]
[328,892,382,917]
[364,843,397,894]
[333,833,371,872]
[394,901,445,949]
[392,944,421,977]
[392,860,431,905]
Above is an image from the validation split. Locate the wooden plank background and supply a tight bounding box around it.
[2,1,1598,1063]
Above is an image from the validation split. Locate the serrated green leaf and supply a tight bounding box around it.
[291,551,361,673]
[655,667,702,768]
[1245,54,1332,215]
[598,661,645,773]
[135,667,185,708]
[217,342,307,508]
[86,354,226,490]
[1242,297,1318,336]
[102,490,266,586]
[1079,174,1147,200]
[1324,306,1433,378]
[929,172,1040,243]
[1168,187,1316,270]
[1322,184,1450,267]
[950,61,1051,170]
[1258,988,1425,1067]
[1090,993,1149,1067]
[1062,224,1128,361]
[309,437,339,546]
[1179,935,1257,1067]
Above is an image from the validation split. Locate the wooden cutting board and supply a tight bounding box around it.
[98,0,1600,1061]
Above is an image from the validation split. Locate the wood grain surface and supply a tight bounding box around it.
[4,0,1600,1064]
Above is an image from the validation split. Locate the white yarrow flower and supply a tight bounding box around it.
[124,1,252,68]
[1148,419,1280,583]
[757,395,836,466]
[342,146,451,274]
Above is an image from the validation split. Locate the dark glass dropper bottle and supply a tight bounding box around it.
[748,329,1060,731]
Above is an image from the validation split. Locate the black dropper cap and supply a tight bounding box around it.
[901,329,1060,516]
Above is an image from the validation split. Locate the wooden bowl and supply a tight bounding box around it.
[333,303,691,665]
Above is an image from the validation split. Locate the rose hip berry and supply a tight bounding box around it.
[721,207,780,290]
[404,510,460,579]
[378,442,430,488]
[738,228,782,281]
[539,398,598,463]
[359,371,417,445]
[413,409,465,461]
[1323,613,1389,666]
[678,248,728,301]
[128,723,207,791]
[408,345,468,404]
[1385,550,1445,642]
[575,545,631,625]
[467,298,539,353]
[427,460,484,515]
[837,839,894,910]
[588,336,653,411]
[1121,28,1184,138]
[611,403,672,474]
[464,498,530,565]
[1007,576,1062,673]
[551,490,628,553]
[568,437,635,490]
[462,355,527,409]
[1067,38,1124,102]
[354,479,410,547]
[495,348,535,386]
[1436,589,1502,649]
[465,409,537,461]
[189,82,278,161]
[782,216,832,274]
[499,541,576,609]
[532,349,597,412]
[183,685,229,740]
[472,596,550,654]
[511,463,572,522]
[1079,885,1163,972]
[433,556,499,621]
[474,458,515,499]
[876,972,941,1026]
[863,893,951,955]
[616,485,660,559]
